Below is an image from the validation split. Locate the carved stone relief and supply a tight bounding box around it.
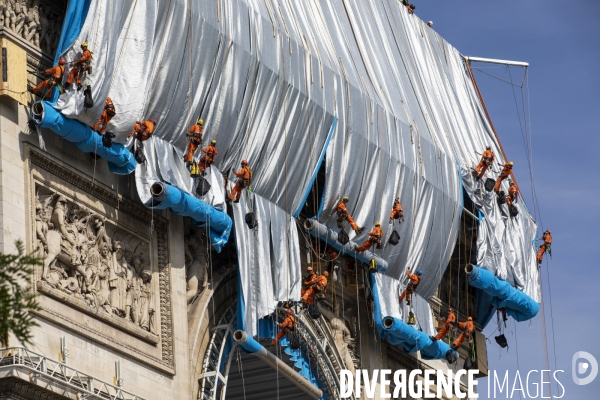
[0,0,65,55]
[35,185,157,335]
[28,147,174,372]
[184,223,208,303]
[318,299,359,374]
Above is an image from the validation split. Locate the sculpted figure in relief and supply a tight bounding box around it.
[35,188,157,333]
[184,227,208,303]
[318,301,359,374]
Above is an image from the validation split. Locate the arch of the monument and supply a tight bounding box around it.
[194,285,352,400]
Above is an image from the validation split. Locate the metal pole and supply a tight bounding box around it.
[463,56,529,67]
[232,330,323,399]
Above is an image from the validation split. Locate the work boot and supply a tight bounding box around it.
[430,335,438,342]
[406,300,411,306]
[77,84,83,91]
[234,198,240,204]
[451,344,458,351]
[355,226,364,234]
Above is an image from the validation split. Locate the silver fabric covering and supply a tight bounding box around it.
[233,192,302,337]
[57,0,540,333]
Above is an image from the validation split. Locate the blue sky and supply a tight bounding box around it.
[417,1,600,397]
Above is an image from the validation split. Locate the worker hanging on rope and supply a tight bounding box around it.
[301,266,317,297]
[128,119,156,164]
[431,307,456,341]
[389,197,404,224]
[506,181,518,207]
[198,139,218,175]
[398,269,422,306]
[271,309,296,346]
[64,42,92,91]
[336,196,364,234]
[451,316,475,351]
[494,161,514,192]
[92,97,116,135]
[30,57,66,99]
[401,0,416,13]
[536,229,552,267]
[228,160,252,203]
[183,119,204,165]
[302,271,328,305]
[355,222,383,252]
[474,146,495,180]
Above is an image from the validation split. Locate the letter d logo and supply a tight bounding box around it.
[572,351,598,385]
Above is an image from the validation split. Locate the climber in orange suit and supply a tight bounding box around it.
[272,309,296,346]
[301,266,316,297]
[184,119,204,164]
[506,181,518,207]
[31,58,66,99]
[355,222,383,252]
[494,161,514,192]
[433,307,456,341]
[474,146,495,179]
[389,197,404,223]
[399,269,422,306]
[199,139,218,174]
[336,196,363,234]
[451,316,475,350]
[302,271,328,305]
[536,230,552,267]
[129,120,156,142]
[65,42,92,90]
[228,160,252,203]
[92,97,116,134]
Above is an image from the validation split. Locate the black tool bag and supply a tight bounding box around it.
[509,204,519,218]
[495,334,508,348]
[287,330,301,350]
[195,176,211,197]
[338,229,349,245]
[83,85,94,109]
[484,178,495,192]
[308,303,321,319]
[134,146,146,164]
[445,349,458,364]
[102,132,115,148]
[497,190,507,205]
[389,229,400,246]
[463,354,474,370]
[245,211,258,229]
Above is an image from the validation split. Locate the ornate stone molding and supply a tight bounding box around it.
[0,377,69,400]
[27,147,174,372]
